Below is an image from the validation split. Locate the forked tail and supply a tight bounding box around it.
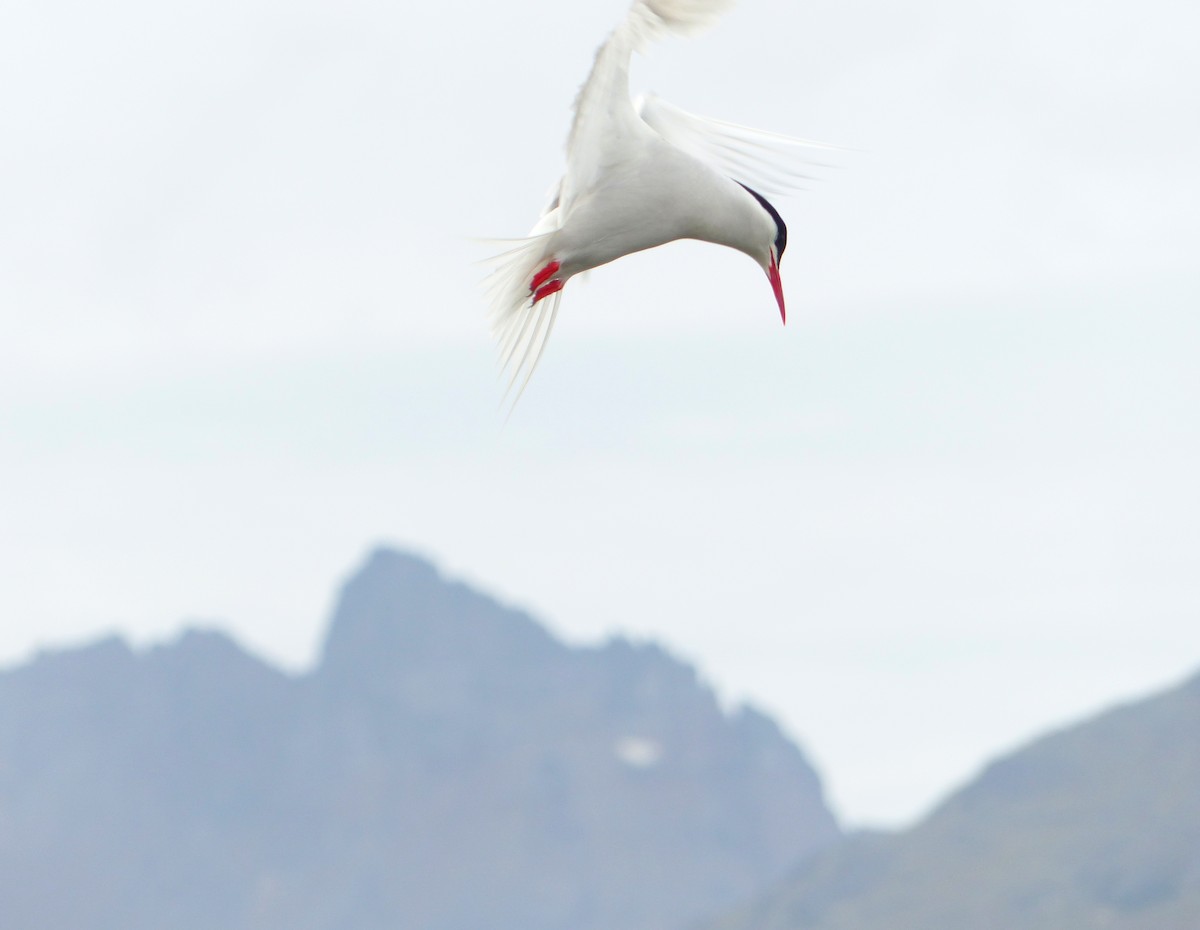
[479,233,564,410]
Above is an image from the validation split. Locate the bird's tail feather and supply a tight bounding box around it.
[481,232,560,409]
[501,287,562,416]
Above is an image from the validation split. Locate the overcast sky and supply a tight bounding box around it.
[2,0,1198,827]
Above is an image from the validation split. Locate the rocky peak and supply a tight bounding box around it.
[319,547,559,691]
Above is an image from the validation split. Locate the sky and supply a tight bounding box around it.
[2,0,1199,827]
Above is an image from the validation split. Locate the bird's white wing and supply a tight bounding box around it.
[636,93,838,197]
[561,0,736,212]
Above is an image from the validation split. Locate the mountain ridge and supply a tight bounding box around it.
[0,546,840,930]
[705,665,1200,930]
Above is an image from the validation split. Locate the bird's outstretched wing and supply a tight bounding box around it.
[561,0,736,212]
[636,93,839,197]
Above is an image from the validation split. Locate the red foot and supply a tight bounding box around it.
[532,278,563,304]
[530,260,560,293]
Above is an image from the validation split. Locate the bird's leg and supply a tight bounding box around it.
[532,278,564,304]
[529,259,560,293]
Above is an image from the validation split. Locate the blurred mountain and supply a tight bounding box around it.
[0,547,839,930]
[705,670,1200,930]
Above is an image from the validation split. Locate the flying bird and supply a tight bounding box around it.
[483,0,831,397]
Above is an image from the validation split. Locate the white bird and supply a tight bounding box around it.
[483,0,831,397]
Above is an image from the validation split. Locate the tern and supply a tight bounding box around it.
[484,0,831,396]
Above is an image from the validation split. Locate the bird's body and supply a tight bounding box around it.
[484,0,827,395]
[550,142,775,276]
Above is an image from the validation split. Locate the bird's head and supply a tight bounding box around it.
[738,183,788,325]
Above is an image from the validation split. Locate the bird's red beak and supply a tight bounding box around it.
[768,252,786,325]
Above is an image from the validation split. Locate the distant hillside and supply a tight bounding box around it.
[0,547,840,930]
[706,670,1200,930]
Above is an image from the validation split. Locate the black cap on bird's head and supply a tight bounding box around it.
[738,183,787,261]
[738,183,788,324]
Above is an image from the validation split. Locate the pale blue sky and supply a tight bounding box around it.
[2,0,1198,826]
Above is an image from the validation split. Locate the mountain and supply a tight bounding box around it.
[706,670,1200,930]
[0,547,840,930]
